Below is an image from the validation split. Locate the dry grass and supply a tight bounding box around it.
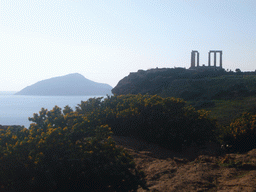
[113,136,256,192]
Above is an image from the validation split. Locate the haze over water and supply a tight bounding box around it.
[0,93,104,128]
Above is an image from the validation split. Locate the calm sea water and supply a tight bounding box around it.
[0,93,105,128]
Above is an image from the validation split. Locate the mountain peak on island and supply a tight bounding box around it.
[62,73,84,78]
[15,73,112,96]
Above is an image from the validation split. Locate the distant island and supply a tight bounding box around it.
[15,73,112,96]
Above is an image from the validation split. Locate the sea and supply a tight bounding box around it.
[0,92,106,128]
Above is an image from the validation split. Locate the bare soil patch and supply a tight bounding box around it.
[113,136,256,192]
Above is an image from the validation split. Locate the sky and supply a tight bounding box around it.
[0,0,256,91]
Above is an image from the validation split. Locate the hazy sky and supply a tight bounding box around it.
[1,0,255,91]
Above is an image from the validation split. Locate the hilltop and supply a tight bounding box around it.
[15,73,112,96]
[112,68,256,101]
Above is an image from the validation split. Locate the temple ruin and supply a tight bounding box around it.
[190,50,223,70]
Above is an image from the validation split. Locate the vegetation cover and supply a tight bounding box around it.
[72,93,256,154]
[199,96,256,153]
[77,94,217,151]
[220,112,256,153]
[0,105,147,191]
[1,93,256,191]
[111,67,256,154]
[112,68,256,101]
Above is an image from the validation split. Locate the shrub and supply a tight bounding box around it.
[191,100,215,110]
[0,106,147,191]
[0,94,218,190]
[76,94,217,151]
[221,112,256,152]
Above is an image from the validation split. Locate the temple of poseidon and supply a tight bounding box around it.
[189,50,223,71]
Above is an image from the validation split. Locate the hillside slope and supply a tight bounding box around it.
[113,136,256,192]
[112,68,256,101]
[15,73,112,96]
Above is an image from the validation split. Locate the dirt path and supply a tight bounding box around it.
[112,136,256,192]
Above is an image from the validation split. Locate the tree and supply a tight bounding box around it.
[235,68,241,73]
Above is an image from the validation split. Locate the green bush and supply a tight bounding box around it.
[191,100,215,110]
[76,94,217,151]
[221,112,256,152]
[0,106,147,191]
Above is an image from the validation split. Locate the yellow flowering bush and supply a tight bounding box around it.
[77,94,217,151]
[0,94,219,190]
[221,112,256,152]
[0,105,147,191]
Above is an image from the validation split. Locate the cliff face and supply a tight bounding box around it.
[15,73,112,96]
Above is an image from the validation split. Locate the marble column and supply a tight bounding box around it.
[208,52,211,66]
[191,51,195,68]
[220,51,222,68]
[214,52,216,68]
[197,52,199,67]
